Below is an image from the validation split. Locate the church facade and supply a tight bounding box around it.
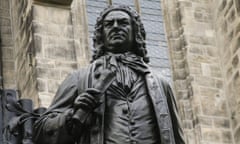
[0,0,239,143]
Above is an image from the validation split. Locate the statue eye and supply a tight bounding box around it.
[119,20,130,26]
[104,21,113,27]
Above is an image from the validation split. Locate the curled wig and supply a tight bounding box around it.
[91,5,149,63]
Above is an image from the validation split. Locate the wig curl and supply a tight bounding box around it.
[91,5,149,63]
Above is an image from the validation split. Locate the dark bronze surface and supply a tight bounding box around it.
[32,5,185,144]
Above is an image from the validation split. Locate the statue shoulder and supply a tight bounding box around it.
[150,69,171,87]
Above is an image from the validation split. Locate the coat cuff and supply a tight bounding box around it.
[72,108,92,124]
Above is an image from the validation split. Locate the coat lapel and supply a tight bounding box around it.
[145,73,176,144]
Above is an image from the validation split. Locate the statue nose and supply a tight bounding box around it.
[113,21,118,28]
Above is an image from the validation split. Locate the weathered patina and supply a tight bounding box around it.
[33,5,185,144]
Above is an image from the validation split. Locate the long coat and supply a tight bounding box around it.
[33,62,185,144]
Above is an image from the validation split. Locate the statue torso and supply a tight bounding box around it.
[104,62,160,144]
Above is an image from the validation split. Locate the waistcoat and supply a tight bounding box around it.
[104,64,160,144]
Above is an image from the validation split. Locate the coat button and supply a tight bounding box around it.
[131,140,137,144]
[128,97,133,103]
[130,119,135,125]
[122,107,128,114]
[130,130,137,136]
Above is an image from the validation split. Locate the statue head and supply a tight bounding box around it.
[92,5,149,63]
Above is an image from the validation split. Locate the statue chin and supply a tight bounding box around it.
[105,43,131,54]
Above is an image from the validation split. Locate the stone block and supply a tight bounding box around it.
[1,0,10,9]
[189,46,203,55]
[45,44,65,59]
[222,130,233,143]
[189,35,215,46]
[32,5,49,21]
[233,71,240,96]
[169,38,183,51]
[199,86,219,97]
[184,130,197,144]
[55,61,77,69]
[210,65,222,78]
[227,9,236,23]
[47,23,62,36]
[170,10,182,29]
[2,60,14,70]
[235,22,240,36]
[173,59,186,69]
[182,120,193,129]
[60,69,72,79]
[44,39,76,60]
[0,26,11,35]
[194,76,215,87]
[62,25,73,38]
[38,94,54,107]
[173,68,187,79]
[34,34,43,55]
[201,63,211,76]
[36,59,55,68]
[201,127,221,142]
[175,80,188,89]
[235,0,240,16]
[34,0,73,6]
[0,18,11,26]
[37,78,47,92]
[194,7,211,23]
[218,0,227,12]
[64,43,76,61]
[198,116,213,128]
[213,118,230,129]
[0,36,13,46]
[201,94,228,117]
[3,69,15,83]
[215,79,223,89]
[37,67,61,79]
[221,20,228,33]
[34,5,71,25]
[223,47,232,66]
[189,67,202,75]
[0,9,10,17]
[224,0,233,17]
[176,90,189,100]
[172,51,184,60]
[47,79,60,93]
[2,47,14,59]
[205,46,218,57]
[234,126,240,143]
[232,55,239,68]
[179,1,192,7]
[32,21,47,34]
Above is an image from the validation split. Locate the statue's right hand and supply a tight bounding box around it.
[73,91,99,111]
[71,89,101,127]
[74,88,102,111]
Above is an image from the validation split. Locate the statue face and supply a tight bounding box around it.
[103,10,133,53]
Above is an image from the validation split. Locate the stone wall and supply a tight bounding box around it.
[214,0,240,143]
[32,0,90,107]
[1,0,240,143]
[0,0,39,104]
[11,0,40,104]
[0,0,89,107]
[32,4,76,106]
[0,0,16,89]
[162,0,234,143]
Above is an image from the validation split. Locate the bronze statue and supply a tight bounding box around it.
[33,5,185,144]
